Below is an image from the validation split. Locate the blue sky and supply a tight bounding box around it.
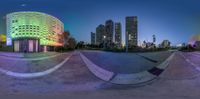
[0,0,200,45]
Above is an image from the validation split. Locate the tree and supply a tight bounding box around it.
[77,41,85,49]
[62,31,70,48]
[68,37,76,50]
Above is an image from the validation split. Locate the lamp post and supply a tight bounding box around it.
[103,35,106,49]
[126,32,128,53]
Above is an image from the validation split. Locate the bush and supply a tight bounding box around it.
[55,46,75,52]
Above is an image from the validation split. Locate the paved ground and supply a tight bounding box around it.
[81,50,172,73]
[0,50,200,99]
[161,52,200,79]
[0,52,105,94]
[0,52,58,58]
[0,53,70,73]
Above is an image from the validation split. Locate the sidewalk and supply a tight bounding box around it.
[0,52,72,73]
[0,52,58,58]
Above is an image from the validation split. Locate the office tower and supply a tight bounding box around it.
[105,20,114,47]
[96,24,105,45]
[125,16,138,48]
[91,32,96,45]
[115,22,122,48]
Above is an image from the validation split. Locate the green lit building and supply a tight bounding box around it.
[6,11,64,52]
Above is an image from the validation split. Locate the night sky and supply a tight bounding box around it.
[0,0,200,45]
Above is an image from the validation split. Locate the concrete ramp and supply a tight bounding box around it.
[80,52,174,85]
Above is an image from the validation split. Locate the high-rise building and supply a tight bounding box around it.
[115,22,122,47]
[6,11,64,52]
[91,32,96,45]
[105,20,114,47]
[159,40,171,48]
[96,24,105,45]
[126,16,138,48]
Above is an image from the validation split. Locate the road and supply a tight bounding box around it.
[0,50,199,99]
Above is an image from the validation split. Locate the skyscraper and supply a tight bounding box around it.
[91,32,96,45]
[126,16,138,48]
[96,24,105,45]
[115,22,122,48]
[105,20,114,47]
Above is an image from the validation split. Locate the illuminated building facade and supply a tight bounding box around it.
[6,11,64,52]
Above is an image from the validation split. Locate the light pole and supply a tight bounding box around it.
[126,32,128,53]
[103,35,106,49]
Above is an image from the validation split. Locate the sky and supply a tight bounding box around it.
[0,0,200,45]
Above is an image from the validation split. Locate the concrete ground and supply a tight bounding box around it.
[0,52,58,58]
[0,52,105,94]
[0,52,70,73]
[0,50,200,99]
[81,50,172,73]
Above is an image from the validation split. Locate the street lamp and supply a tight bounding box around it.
[126,32,128,53]
[103,35,106,49]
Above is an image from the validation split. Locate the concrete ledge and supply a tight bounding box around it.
[0,53,72,78]
[80,53,114,81]
[156,53,175,69]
